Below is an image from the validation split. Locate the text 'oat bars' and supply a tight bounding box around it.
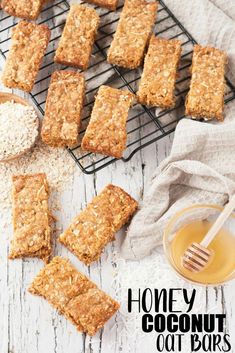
[29,257,120,336]
[107,0,157,69]
[185,45,227,121]
[59,184,138,265]
[83,0,119,10]
[9,173,52,263]
[2,21,50,92]
[1,0,46,20]
[137,36,182,108]
[81,85,134,158]
[54,4,100,70]
[41,71,85,148]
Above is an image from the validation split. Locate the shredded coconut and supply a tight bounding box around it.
[0,101,39,161]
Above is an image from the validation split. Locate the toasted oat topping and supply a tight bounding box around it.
[1,0,45,20]
[59,184,138,265]
[29,257,120,336]
[2,21,50,92]
[54,4,100,70]
[137,36,182,108]
[185,45,227,121]
[9,173,52,263]
[107,0,158,69]
[83,0,119,11]
[41,70,85,148]
[81,85,134,158]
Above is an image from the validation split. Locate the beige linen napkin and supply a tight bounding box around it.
[121,0,235,259]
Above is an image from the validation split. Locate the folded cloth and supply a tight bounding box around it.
[121,0,235,259]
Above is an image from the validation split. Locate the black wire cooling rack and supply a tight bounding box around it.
[1,0,235,174]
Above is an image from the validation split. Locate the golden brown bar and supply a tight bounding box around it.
[83,0,119,10]
[9,174,51,263]
[2,21,50,92]
[29,257,120,336]
[41,71,85,147]
[1,0,45,20]
[81,85,134,158]
[59,184,138,265]
[107,0,157,69]
[137,36,182,108]
[185,45,227,121]
[54,4,100,70]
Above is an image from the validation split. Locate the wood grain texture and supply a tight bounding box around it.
[0,2,235,352]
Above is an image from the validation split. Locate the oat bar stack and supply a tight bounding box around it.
[81,85,134,158]
[185,45,227,121]
[29,257,120,336]
[2,21,50,92]
[137,36,182,108]
[59,184,138,265]
[9,174,52,263]
[41,71,85,148]
[107,0,158,69]
[54,4,100,70]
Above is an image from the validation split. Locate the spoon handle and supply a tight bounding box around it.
[201,195,235,248]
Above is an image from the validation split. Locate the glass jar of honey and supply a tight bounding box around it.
[163,205,235,285]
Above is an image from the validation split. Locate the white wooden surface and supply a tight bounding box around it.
[1,2,235,352]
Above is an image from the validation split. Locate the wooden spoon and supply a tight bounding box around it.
[0,92,39,162]
[182,195,235,273]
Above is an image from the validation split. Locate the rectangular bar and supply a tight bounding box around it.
[59,184,138,265]
[137,36,182,108]
[81,85,134,158]
[107,0,157,69]
[54,4,100,70]
[185,45,227,121]
[41,71,85,147]
[9,173,51,263]
[83,0,119,11]
[1,0,45,20]
[2,21,50,92]
[29,257,120,336]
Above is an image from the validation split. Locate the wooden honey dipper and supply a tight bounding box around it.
[182,195,235,273]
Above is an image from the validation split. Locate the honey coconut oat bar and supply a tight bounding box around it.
[29,256,120,336]
[59,184,138,265]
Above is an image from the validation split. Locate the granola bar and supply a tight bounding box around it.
[59,184,138,265]
[2,21,50,92]
[29,257,120,336]
[185,45,227,121]
[54,4,100,70]
[107,0,157,69]
[83,0,119,10]
[41,71,85,147]
[9,174,52,263]
[1,0,46,20]
[81,85,134,158]
[137,36,182,108]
